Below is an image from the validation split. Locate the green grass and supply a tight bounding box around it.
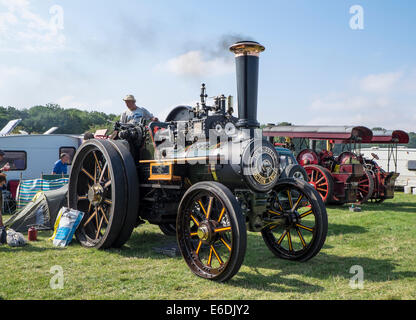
[1,192,415,300]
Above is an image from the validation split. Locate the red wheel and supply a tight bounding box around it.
[357,169,375,204]
[304,165,334,204]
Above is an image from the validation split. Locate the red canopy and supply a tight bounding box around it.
[263,125,373,143]
[370,130,409,144]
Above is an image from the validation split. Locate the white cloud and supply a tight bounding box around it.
[359,71,403,93]
[307,70,416,132]
[0,0,65,52]
[162,50,234,77]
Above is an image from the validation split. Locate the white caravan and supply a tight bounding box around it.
[0,120,82,181]
[361,146,416,189]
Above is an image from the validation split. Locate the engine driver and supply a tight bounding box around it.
[120,95,158,124]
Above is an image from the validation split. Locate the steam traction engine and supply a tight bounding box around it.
[263,126,370,204]
[68,41,328,282]
[338,130,409,203]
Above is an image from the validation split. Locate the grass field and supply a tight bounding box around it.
[1,192,415,300]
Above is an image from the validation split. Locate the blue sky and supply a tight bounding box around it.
[0,0,415,131]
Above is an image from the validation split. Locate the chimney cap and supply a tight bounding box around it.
[230,41,265,56]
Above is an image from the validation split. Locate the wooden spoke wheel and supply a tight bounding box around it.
[357,169,375,204]
[304,165,334,204]
[261,178,328,261]
[176,181,247,282]
[68,140,127,249]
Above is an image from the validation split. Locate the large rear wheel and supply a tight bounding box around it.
[68,140,127,249]
[107,140,140,248]
[261,178,328,261]
[176,181,247,282]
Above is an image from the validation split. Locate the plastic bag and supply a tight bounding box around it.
[6,229,26,247]
[49,207,84,247]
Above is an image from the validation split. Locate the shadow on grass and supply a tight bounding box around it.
[242,241,416,285]
[327,223,367,236]
[327,201,416,214]
[107,230,181,260]
[359,201,416,213]
[229,270,324,293]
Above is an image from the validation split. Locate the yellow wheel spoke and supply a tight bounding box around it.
[220,237,231,251]
[206,197,214,219]
[217,207,226,222]
[190,232,198,237]
[83,209,97,228]
[95,215,104,240]
[195,240,202,255]
[300,209,313,218]
[104,199,112,205]
[296,223,314,232]
[277,230,288,245]
[287,230,293,251]
[287,190,293,208]
[212,246,224,265]
[292,194,303,211]
[296,228,307,248]
[198,200,207,217]
[93,151,102,174]
[269,209,283,216]
[99,206,109,224]
[190,215,200,227]
[207,247,213,266]
[81,168,95,182]
[214,226,231,233]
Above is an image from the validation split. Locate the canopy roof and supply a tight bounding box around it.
[263,125,373,143]
[370,130,409,144]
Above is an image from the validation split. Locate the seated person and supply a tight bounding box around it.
[52,153,70,175]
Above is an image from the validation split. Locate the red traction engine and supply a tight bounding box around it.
[342,130,409,203]
[263,126,373,205]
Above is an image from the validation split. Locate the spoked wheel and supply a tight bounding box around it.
[177,181,247,282]
[304,165,334,204]
[357,169,375,204]
[68,140,127,249]
[159,223,177,236]
[261,178,328,261]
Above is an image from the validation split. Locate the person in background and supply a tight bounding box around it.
[52,153,70,175]
[0,150,10,173]
[0,173,7,244]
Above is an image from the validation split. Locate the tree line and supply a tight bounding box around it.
[0,104,118,135]
[1,106,415,148]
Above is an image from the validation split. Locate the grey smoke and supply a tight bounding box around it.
[182,33,254,60]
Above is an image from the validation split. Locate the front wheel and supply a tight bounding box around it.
[176,181,247,282]
[261,178,328,261]
[304,165,334,204]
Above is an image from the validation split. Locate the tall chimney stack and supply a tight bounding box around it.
[230,41,265,128]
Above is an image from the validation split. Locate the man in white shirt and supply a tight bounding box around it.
[120,95,157,124]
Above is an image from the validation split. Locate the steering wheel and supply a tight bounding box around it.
[371,153,379,160]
